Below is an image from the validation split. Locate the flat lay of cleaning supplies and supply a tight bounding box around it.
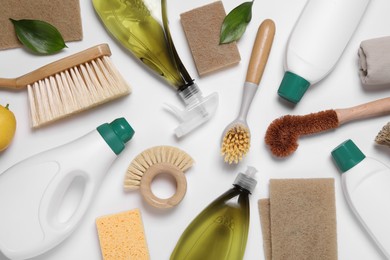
[375,122,390,147]
[92,0,218,138]
[124,145,194,209]
[258,179,338,260]
[0,103,16,152]
[170,166,257,260]
[0,117,134,260]
[0,44,131,128]
[358,36,390,86]
[265,96,390,157]
[278,0,371,104]
[331,139,390,258]
[0,0,82,50]
[221,19,275,164]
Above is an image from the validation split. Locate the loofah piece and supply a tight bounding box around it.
[375,122,390,147]
[269,178,338,260]
[96,209,149,260]
[180,1,241,77]
[0,0,82,50]
[124,146,194,191]
[258,199,272,260]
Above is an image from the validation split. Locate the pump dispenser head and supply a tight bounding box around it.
[166,83,219,138]
[234,166,258,193]
[97,117,135,155]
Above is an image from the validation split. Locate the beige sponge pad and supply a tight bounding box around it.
[0,0,83,50]
[96,209,150,260]
[258,199,272,260]
[180,1,241,77]
[269,178,338,260]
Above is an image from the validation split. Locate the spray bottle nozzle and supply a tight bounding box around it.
[165,83,218,138]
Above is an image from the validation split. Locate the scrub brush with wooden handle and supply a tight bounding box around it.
[0,44,131,128]
[375,122,390,147]
[221,19,275,164]
[265,97,390,157]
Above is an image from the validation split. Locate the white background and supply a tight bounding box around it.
[1,0,390,259]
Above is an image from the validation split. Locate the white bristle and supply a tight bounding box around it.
[28,57,131,128]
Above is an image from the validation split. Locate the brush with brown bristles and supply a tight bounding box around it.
[265,97,390,157]
[0,44,131,128]
[221,19,275,164]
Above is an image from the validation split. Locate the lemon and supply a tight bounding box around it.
[0,104,17,152]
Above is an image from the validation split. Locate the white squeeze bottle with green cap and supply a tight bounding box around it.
[0,118,134,260]
[277,0,371,104]
[331,139,390,258]
[170,166,257,260]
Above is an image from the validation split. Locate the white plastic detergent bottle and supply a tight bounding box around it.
[278,0,371,104]
[0,117,134,260]
[331,139,390,259]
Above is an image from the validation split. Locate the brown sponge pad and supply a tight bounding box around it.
[258,179,338,260]
[0,0,83,50]
[180,1,241,77]
[96,209,149,260]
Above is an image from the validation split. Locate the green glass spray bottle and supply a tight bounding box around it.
[170,166,257,260]
[92,0,218,137]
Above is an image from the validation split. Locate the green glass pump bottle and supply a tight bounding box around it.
[92,0,218,138]
[170,166,257,260]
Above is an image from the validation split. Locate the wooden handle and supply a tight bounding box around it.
[0,44,111,90]
[336,97,390,125]
[245,19,275,84]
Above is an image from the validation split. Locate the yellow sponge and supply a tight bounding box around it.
[96,209,150,260]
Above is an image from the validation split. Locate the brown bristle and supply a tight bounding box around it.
[375,122,390,147]
[265,110,339,157]
[221,125,250,164]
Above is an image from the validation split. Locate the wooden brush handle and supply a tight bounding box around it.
[245,19,275,84]
[0,44,112,90]
[336,97,390,125]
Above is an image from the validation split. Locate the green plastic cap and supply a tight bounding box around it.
[97,117,135,155]
[331,139,366,173]
[278,71,310,104]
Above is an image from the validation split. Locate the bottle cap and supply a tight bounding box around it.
[277,71,310,104]
[97,117,135,155]
[331,139,366,173]
[234,166,258,193]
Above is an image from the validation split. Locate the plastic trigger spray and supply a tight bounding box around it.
[93,0,218,138]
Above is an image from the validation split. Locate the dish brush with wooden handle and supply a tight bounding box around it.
[0,44,131,128]
[221,19,275,164]
[265,97,390,157]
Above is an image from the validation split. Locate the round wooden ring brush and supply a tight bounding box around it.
[221,19,275,164]
[265,97,390,157]
[124,146,194,209]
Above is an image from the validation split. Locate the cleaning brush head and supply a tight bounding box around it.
[124,146,194,191]
[265,110,339,157]
[375,122,390,147]
[221,125,250,164]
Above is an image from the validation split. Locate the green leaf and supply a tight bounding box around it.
[220,1,253,44]
[10,19,67,54]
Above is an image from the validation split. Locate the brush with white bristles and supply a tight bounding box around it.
[124,146,194,191]
[0,44,131,128]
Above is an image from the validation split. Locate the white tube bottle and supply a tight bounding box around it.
[278,0,371,104]
[331,139,390,258]
[0,117,134,260]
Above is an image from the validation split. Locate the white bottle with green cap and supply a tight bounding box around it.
[278,0,371,104]
[0,117,134,260]
[331,139,390,258]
